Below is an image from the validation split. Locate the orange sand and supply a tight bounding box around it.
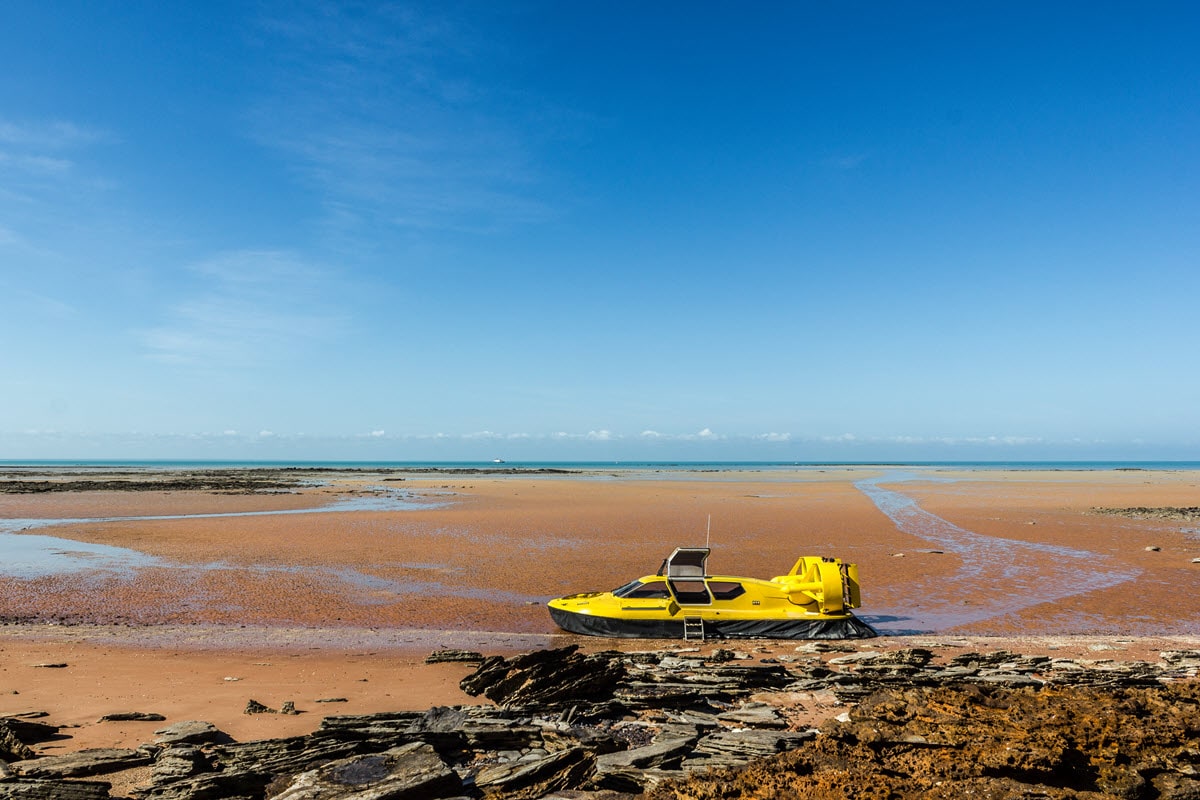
[2,467,1199,753]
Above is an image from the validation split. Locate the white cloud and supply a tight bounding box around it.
[0,118,112,263]
[462,430,503,440]
[0,120,105,186]
[0,153,73,175]
[248,5,554,237]
[138,249,345,368]
[635,429,728,442]
[0,119,105,149]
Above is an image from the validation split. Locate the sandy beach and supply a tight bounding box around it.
[3,465,1199,756]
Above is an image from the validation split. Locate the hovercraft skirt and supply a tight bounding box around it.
[549,607,877,640]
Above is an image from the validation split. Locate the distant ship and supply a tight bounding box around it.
[492,458,506,464]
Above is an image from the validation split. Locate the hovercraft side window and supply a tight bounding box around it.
[614,580,671,599]
[706,581,746,600]
[669,579,712,605]
[612,580,642,597]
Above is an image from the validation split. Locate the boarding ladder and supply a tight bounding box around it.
[683,616,705,641]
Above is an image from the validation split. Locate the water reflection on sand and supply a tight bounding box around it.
[0,489,443,580]
[857,472,1139,634]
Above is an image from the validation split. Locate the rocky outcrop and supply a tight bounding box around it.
[1091,505,1200,521]
[152,720,226,747]
[425,649,486,664]
[0,778,113,799]
[268,741,461,799]
[8,749,152,779]
[0,473,300,495]
[97,713,165,723]
[0,718,58,763]
[459,646,627,711]
[647,682,1200,800]
[3,646,1199,800]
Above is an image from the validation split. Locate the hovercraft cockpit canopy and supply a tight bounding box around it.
[657,547,710,578]
[655,547,713,605]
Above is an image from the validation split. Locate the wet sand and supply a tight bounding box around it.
[2,466,1199,752]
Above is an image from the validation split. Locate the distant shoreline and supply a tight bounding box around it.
[2,459,1200,472]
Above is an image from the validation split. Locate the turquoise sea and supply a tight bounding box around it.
[2,459,1199,471]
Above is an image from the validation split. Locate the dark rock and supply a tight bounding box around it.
[244,699,276,715]
[0,718,59,764]
[10,747,152,778]
[688,729,815,764]
[425,649,486,664]
[212,735,361,778]
[590,766,687,795]
[267,741,461,799]
[0,778,113,799]
[151,745,211,782]
[130,770,272,800]
[474,746,593,800]
[715,702,786,728]
[946,650,1023,668]
[153,720,225,746]
[0,724,35,762]
[540,723,625,756]
[98,712,167,722]
[419,705,466,733]
[460,646,625,711]
[593,735,697,773]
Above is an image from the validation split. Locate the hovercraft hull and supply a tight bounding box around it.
[549,606,877,640]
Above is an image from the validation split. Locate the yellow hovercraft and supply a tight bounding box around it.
[548,547,877,640]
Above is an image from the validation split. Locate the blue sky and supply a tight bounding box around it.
[1,1,1197,461]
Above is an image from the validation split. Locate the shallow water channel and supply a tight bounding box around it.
[0,490,440,580]
[856,472,1138,634]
